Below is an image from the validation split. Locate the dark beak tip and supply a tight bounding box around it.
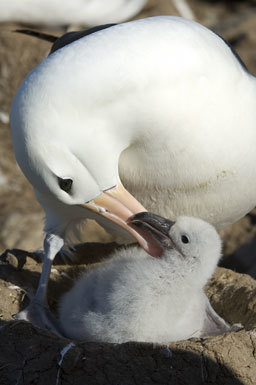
[126,212,148,225]
[128,211,154,222]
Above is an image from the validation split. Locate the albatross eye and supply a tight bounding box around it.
[181,235,189,244]
[58,177,73,193]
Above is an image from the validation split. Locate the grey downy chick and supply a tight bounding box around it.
[59,213,230,343]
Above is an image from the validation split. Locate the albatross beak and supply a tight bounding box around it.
[128,212,175,248]
[80,183,163,257]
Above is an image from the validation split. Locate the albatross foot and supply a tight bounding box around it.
[13,300,64,337]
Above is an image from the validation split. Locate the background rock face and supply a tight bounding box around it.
[1,0,256,384]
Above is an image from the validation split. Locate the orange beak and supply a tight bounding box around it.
[80,183,162,257]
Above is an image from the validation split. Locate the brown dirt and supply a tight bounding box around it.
[1,250,256,384]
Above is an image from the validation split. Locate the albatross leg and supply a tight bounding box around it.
[14,233,64,336]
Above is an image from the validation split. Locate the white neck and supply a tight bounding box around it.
[12,18,256,229]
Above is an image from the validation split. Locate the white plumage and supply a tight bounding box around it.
[10,16,256,331]
[11,17,256,235]
[0,0,147,27]
[59,214,230,343]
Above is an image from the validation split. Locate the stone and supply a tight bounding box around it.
[0,241,256,384]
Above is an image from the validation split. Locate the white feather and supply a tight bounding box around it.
[0,0,146,27]
[11,17,256,245]
[59,216,223,343]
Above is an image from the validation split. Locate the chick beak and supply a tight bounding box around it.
[128,212,175,250]
[80,183,163,257]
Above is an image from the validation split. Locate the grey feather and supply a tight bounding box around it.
[59,216,231,343]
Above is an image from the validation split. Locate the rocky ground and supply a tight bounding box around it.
[1,0,256,384]
[1,254,256,384]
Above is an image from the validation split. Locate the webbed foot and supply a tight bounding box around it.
[13,300,64,337]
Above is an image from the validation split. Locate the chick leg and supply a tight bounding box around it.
[14,233,64,336]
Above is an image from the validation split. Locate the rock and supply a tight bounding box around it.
[0,322,255,385]
[0,111,9,124]
[0,212,44,251]
[0,242,256,384]
[219,211,256,276]
[0,282,26,323]
[206,267,256,330]
[4,250,27,269]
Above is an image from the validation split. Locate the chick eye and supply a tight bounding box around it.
[181,235,189,244]
[58,177,73,193]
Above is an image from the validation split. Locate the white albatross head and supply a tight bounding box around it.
[10,75,162,257]
[129,212,222,282]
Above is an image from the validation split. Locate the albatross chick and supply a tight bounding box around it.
[59,213,230,343]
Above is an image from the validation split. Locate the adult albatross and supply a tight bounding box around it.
[0,0,147,27]
[10,16,256,332]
